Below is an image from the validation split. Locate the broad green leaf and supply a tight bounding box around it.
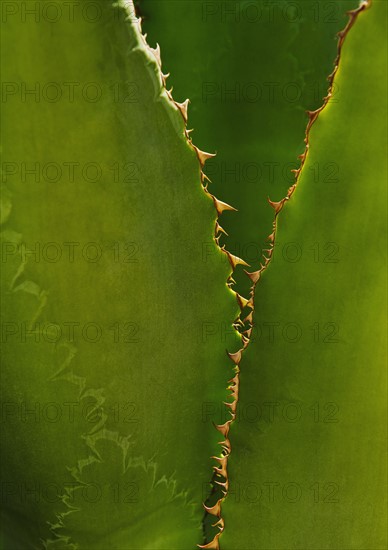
[0,1,240,547]
[222,2,387,548]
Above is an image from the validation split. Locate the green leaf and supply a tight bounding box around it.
[221,2,387,548]
[141,0,357,297]
[141,2,368,545]
[0,1,240,547]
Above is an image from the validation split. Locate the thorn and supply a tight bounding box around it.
[228,374,239,386]
[268,197,285,214]
[227,349,243,364]
[224,249,250,270]
[202,172,212,186]
[215,421,231,438]
[193,146,216,167]
[223,400,237,414]
[298,149,308,161]
[140,33,148,47]
[175,99,189,123]
[243,311,253,325]
[211,197,237,217]
[307,109,319,122]
[268,231,276,243]
[228,373,240,391]
[229,386,239,400]
[215,221,228,236]
[212,456,228,477]
[150,43,161,66]
[214,479,229,491]
[236,293,250,310]
[228,410,236,422]
[203,499,222,517]
[287,185,297,199]
[197,534,220,549]
[212,518,225,531]
[218,439,231,454]
[241,334,250,346]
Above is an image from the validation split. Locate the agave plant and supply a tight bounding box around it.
[1,0,386,549]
